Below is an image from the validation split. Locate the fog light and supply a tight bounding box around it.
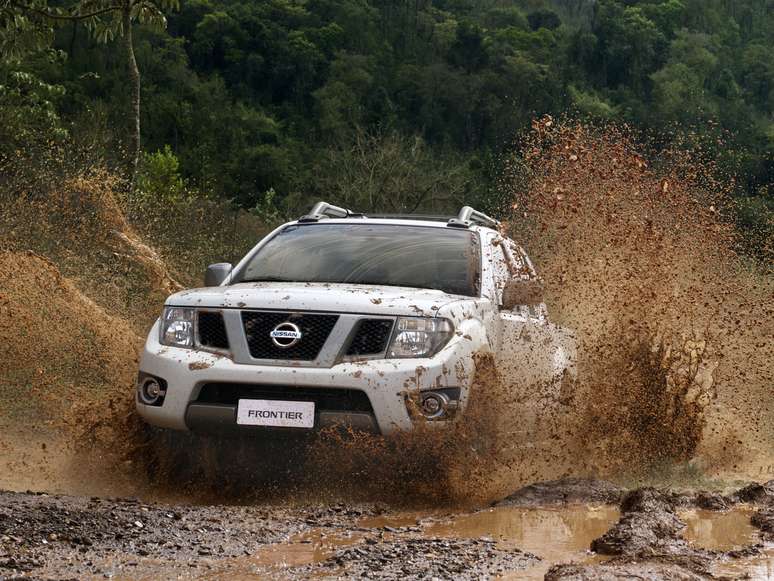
[420,392,448,419]
[145,379,161,399]
[138,376,166,406]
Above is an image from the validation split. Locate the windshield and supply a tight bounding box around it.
[236,223,481,296]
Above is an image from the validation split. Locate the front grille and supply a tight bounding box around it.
[241,311,339,360]
[346,319,394,356]
[198,311,229,349]
[196,383,373,412]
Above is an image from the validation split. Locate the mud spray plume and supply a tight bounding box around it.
[504,118,773,480]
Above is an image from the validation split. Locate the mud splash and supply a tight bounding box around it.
[297,352,553,505]
[503,118,773,480]
[0,249,147,497]
[1,119,771,511]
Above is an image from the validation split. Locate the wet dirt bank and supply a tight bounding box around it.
[2,478,773,580]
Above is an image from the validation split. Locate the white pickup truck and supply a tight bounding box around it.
[136,202,576,438]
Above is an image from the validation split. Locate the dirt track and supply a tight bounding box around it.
[0,489,539,580]
[2,479,773,580]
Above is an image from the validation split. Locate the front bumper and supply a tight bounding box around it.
[136,322,476,435]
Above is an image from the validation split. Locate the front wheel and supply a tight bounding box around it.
[140,424,203,486]
[140,424,310,492]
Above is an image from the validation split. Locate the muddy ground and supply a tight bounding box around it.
[1,478,773,580]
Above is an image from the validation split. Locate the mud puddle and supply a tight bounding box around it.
[365,504,774,579]
[220,504,774,580]
[413,505,620,580]
[222,505,619,580]
[681,508,774,579]
[234,528,369,571]
[683,507,760,551]
[714,549,774,580]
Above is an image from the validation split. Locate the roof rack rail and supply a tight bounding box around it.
[366,213,452,222]
[297,201,499,228]
[299,201,361,222]
[447,206,500,229]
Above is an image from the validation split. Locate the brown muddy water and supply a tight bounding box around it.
[369,505,618,580]
[683,508,774,579]
[208,504,774,580]
[237,505,619,580]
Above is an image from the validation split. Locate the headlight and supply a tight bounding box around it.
[160,307,195,348]
[387,317,454,358]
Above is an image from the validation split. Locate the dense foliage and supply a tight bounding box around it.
[2,0,772,223]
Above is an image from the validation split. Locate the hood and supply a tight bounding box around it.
[166,282,471,317]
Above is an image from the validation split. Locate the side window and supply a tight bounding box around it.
[485,235,511,306]
[486,235,545,318]
[506,240,547,319]
[493,242,509,306]
[503,238,530,279]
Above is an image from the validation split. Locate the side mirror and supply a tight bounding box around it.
[501,278,544,310]
[204,263,233,287]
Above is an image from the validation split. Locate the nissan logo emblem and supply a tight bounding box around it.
[270,322,302,348]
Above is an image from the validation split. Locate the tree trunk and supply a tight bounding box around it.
[123,4,140,193]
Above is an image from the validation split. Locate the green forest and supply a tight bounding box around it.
[1,0,773,232]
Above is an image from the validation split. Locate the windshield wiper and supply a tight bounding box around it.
[241,276,297,283]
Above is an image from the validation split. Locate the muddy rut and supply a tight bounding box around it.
[1,478,774,580]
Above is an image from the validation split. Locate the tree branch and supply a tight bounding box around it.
[10,1,122,21]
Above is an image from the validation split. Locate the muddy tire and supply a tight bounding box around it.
[140,425,203,485]
[140,424,309,490]
[209,434,311,485]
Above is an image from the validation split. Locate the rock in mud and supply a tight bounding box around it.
[620,487,679,513]
[585,488,731,579]
[497,477,625,506]
[692,492,730,511]
[591,488,687,556]
[751,508,774,540]
[545,560,708,581]
[304,537,539,580]
[687,480,774,512]
[733,480,774,505]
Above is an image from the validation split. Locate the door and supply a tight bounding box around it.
[492,238,578,445]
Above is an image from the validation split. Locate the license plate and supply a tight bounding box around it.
[236,399,315,428]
